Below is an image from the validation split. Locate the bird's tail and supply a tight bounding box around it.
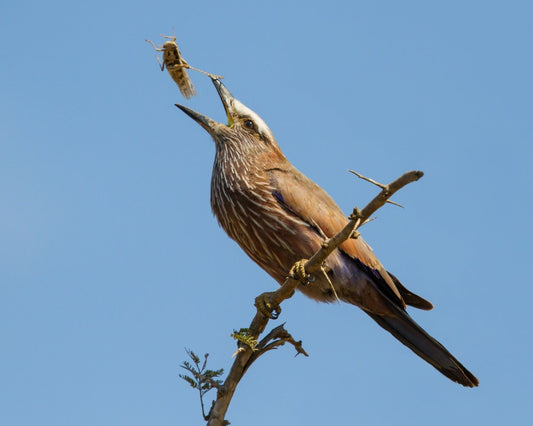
[366,308,479,387]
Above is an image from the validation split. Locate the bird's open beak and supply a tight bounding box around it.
[175,78,235,135]
[211,78,235,127]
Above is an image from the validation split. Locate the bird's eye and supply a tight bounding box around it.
[244,119,255,130]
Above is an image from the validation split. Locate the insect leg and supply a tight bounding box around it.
[155,55,165,71]
[159,34,177,43]
[182,64,224,80]
[145,39,163,51]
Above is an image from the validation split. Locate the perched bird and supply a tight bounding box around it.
[176,79,478,387]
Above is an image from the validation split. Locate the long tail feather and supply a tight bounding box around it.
[367,309,479,387]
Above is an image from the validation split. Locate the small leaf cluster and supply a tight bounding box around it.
[231,328,258,350]
[179,349,224,393]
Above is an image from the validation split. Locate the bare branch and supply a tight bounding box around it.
[358,170,423,222]
[246,324,308,371]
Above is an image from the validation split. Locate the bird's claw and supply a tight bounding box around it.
[254,292,281,319]
[290,259,313,285]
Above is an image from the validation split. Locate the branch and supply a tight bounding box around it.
[205,170,423,426]
[245,324,308,372]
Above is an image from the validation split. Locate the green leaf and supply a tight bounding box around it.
[179,374,198,389]
[231,328,257,350]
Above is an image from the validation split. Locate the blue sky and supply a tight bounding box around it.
[1,1,532,425]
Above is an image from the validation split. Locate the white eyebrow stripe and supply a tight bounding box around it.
[233,98,273,139]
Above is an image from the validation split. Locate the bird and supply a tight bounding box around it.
[176,78,478,387]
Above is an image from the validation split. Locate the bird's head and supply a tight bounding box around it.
[176,79,282,158]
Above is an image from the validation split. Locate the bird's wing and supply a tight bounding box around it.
[267,166,407,308]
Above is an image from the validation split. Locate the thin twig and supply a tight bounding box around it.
[349,169,386,188]
[386,199,404,208]
[244,324,309,374]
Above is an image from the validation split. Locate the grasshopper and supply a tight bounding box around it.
[145,35,222,99]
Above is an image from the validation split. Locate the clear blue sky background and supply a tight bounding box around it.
[1,1,531,425]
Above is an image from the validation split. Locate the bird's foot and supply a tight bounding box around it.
[254,292,281,319]
[289,259,313,285]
